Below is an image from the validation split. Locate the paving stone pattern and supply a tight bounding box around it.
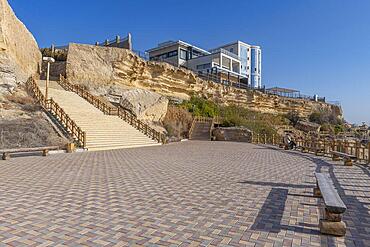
[0,141,369,246]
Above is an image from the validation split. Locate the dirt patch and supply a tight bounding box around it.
[0,115,67,149]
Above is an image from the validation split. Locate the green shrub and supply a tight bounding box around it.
[181,96,219,117]
[285,111,300,126]
[179,96,285,136]
[309,110,343,125]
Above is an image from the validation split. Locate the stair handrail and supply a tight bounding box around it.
[188,117,197,139]
[26,77,86,148]
[58,75,166,144]
[116,106,166,143]
[188,116,216,140]
[59,75,118,115]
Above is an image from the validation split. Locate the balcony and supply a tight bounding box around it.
[209,48,241,61]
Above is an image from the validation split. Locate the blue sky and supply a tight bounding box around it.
[9,0,370,124]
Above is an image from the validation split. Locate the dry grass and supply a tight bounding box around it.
[4,92,40,112]
[0,116,68,149]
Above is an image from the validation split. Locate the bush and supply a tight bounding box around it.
[285,111,300,126]
[40,48,67,61]
[177,96,288,137]
[309,110,343,125]
[181,96,219,117]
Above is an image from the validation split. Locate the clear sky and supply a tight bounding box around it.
[9,0,370,124]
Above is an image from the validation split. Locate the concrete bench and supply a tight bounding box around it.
[314,173,347,236]
[1,146,60,160]
[330,151,357,166]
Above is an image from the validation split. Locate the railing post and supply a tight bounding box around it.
[264,134,267,144]
[257,134,259,144]
[368,142,370,164]
[272,134,275,145]
[83,132,87,149]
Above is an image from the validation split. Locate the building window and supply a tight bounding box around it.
[180,49,187,60]
[168,50,178,58]
[196,63,211,70]
[255,68,257,72]
[230,48,234,53]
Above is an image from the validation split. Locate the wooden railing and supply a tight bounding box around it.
[59,76,118,115]
[26,77,86,148]
[45,98,86,148]
[189,116,216,139]
[58,75,166,144]
[117,107,166,143]
[251,132,370,164]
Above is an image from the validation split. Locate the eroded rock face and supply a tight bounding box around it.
[66,43,343,119]
[119,88,169,122]
[295,120,321,133]
[0,0,41,96]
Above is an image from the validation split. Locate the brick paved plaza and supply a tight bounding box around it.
[0,141,369,246]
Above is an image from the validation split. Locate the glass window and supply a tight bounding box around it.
[168,50,178,57]
[196,63,211,70]
[180,49,187,60]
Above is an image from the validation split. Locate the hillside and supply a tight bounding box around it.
[65,43,342,119]
[0,0,66,149]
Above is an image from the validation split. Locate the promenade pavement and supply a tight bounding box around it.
[0,141,369,246]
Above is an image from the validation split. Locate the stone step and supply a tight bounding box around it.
[40,80,162,151]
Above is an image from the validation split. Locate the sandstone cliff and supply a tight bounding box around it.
[0,0,41,96]
[66,43,342,119]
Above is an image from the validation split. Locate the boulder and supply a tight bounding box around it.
[295,120,321,133]
[212,127,252,142]
[119,88,169,122]
[0,0,41,95]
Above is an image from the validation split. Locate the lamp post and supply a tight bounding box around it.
[43,57,55,102]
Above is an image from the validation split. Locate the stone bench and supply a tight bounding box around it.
[330,151,357,166]
[314,173,347,236]
[1,146,60,160]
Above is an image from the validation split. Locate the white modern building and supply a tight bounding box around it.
[147,40,262,88]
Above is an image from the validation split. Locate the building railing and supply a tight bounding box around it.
[251,133,370,164]
[96,35,130,47]
[58,76,167,144]
[209,48,241,60]
[265,89,326,102]
[26,77,86,148]
[133,50,149,60]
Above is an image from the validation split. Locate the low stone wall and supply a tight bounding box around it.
[212,127,253,143]
[65,43,343,119]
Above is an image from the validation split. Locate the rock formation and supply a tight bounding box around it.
[119,88,169,122]
[212,127,253,143]
[0,0,41,96]
[295,120,321,133]
[66,43,342,119]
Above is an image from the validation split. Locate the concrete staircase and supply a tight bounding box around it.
[38,81,161,151]
[190,121,212,141]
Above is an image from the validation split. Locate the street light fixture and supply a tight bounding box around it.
[42,57,55,102]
